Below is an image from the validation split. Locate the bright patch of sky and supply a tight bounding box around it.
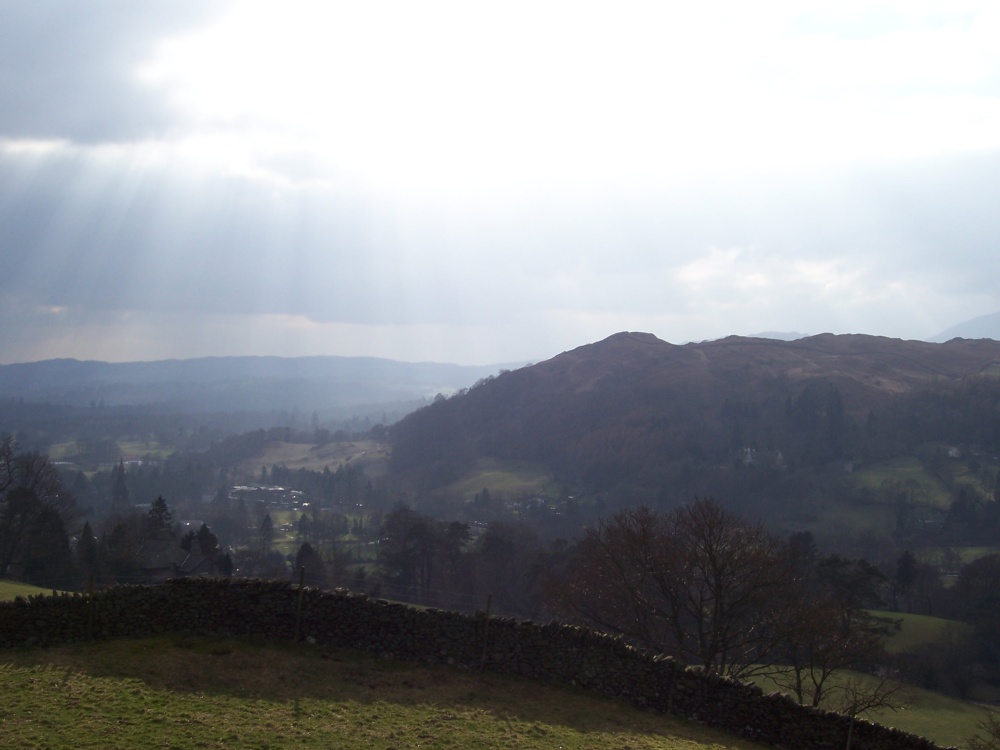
[0,1,998,364]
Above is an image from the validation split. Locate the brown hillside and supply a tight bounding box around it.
[544,331,1000,397]
[388,332,1000,495]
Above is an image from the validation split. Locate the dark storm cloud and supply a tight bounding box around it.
[0,1,227,142]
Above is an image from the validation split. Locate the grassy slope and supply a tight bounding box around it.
[887,689,988,750]
[875,610,974,655]
[47,439,172,463]
[237,439,553,501]
[0,580,59,601]
[240,440,390,479]
[752,610,985,748]
[854,457,953,509]
[752,669,984,749]
[0,636,768,750]
[447,457,556,500]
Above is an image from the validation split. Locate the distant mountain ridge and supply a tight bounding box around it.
[932,311,1000,342]
[0,355,521,414]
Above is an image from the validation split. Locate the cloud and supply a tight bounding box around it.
[3,139,998,339]
[0,1,226,143]
[1,2,999,364]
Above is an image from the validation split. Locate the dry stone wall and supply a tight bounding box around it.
[0,579,950,750]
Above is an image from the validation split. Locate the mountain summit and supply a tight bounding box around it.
[388,332,1000,498]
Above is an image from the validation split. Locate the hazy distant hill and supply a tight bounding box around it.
[0,356,520,414]
[745,331,809,341]
[932,311,1000,342]
[388,331,1000,496]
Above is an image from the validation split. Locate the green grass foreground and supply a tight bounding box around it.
[0,636,769,750]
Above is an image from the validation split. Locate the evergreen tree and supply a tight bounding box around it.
[103,520,142,582]
[146,496,173,538]
[0,438,78,581]
[21,505,76,589]
[259,514,275,553]
[294,542,328,588]
[195,523,220,559]
[111,458,130,513]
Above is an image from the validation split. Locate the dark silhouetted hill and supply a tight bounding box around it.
[388,332,1000,494]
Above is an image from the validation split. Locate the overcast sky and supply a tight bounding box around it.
[1,1,998,365]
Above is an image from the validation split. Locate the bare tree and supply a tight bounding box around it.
[775,595,890,707]
[547,505,679,655]
[670,498,794,677]
[837,674,912,750]
[968,709,1000,750]
[549,498,794,679]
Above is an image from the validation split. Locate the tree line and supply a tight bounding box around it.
[4,429,1000,716]
[368,498,1000,708]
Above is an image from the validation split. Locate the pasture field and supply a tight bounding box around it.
[238,440,390,481]
[951,463,997,498]
[806,499,898,540]
[45,441,80,461]
[0,636,769,750]
[873,610,974,655]
[950,546,1000,565]
[119,438,173,460]
[447,457,556,501]
[854,457,952,509]
[46,439,173,463]
[866,682,987,750]
[0,580,59,601]
[753,669,985,749]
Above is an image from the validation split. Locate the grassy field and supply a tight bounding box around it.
[447,458,556,501]
[0,580,61,601]
[238,440,390,481]
[887,687,994,750]
[952,463,997,500]
[873,610,974,655]
[0,636,770,750]
[752,668,986,749]
[806,500,899,541]
[47,439,173,463]
[0,593,986,747]
[854,457,952,509]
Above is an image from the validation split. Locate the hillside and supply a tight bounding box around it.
[0,579,959,749]
[387,332,1000,534]
[0,636,772,750]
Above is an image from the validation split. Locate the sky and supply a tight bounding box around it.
[1,1,998,366]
